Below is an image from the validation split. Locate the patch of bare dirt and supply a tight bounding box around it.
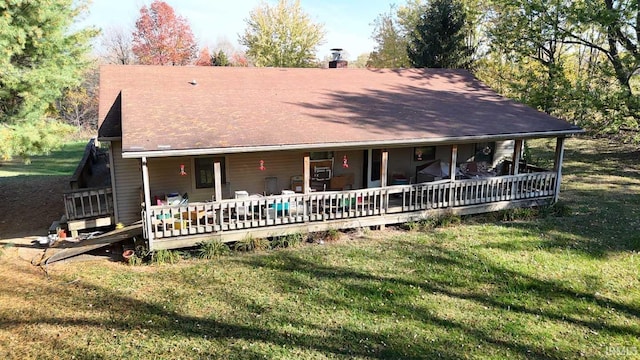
[0,175,68,239]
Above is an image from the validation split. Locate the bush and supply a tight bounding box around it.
[198,239,230,259]
[272,232,306,249]
[128,254,144,266]
[325,228,341,242]
[403,221,420,231]
[234,236,270,252]
[152,249,182,265]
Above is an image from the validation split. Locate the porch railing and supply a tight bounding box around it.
[64,186,114,221]
[144,172,556,240]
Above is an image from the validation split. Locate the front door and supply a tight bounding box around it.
[366,149,381,188]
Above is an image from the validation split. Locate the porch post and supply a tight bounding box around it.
[107,143,119,223]
[449,145,458,181]
[512,139,523,175]
[303,153,310,194]
[449,145,458,206]
[141,157,154,250]
[214,162,222,202]
[553,137,565,203]
[380,149,388,187]
[380,149,388,224]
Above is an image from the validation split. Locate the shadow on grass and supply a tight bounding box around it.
[1,235,638,358]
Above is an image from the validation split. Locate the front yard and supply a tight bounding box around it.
[0,137,638,359]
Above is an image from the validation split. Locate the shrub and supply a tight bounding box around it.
[499,208,538,221]
[272,232,306,249]
[403,221,420,231]
[234,236,269,252]
[152,249,182,265]
[198,239,230,259]
[325,228,341,242]
[128,254,144,266]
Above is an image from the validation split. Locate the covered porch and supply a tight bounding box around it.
[139,138,566,251]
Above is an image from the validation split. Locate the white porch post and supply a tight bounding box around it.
[107,143,119,224]
[449,145,458,206]
[512,139,523,175]
[141,157,154,250]
[449,145,458,181]
[380,149,388,187]
[553,137,565,203]
[303,153,310,194]
[380,149,388,225]
[214,162,222,202]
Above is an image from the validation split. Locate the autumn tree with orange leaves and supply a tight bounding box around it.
[132,0,197,65]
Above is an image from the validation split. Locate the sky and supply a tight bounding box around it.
[78,0,408,60]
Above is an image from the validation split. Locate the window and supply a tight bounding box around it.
[414,146,436,161]
[310,151,333,160]
[473,142,495,163]
[195,157,225,189]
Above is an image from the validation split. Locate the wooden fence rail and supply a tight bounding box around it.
[64,187,113,221]
[144,172,557,240]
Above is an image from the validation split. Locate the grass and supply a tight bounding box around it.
[0,137,639,359]
[0,141,87,177]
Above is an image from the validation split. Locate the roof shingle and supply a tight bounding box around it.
[98,65,582,156]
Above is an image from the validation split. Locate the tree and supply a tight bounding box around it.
[212,50,231,66]
[195,47,213,66]
[407,0,473,69]
[239,0,325,67]
[351,53,371,68]
[481,0,639,135]
[368,6,410,68]
[486,0,571,114]
[0,0,97,161]
[132,0,197,65]
[56,65,99,129]
[100,26,135,65]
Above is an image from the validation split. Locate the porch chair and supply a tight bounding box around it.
[264,176,278,195]
[234,190,250,218]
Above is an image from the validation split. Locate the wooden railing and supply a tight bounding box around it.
[64,186,114,221]
[144,172,556,240]
[390,172,557,211]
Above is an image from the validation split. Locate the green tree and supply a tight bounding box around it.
[0,0,97,161]
[486,0,571,114]
[481,0,639,135]
[368,6,410,68]
[407,0,473,69]
[212,50,230,66]
[239,0,325,67]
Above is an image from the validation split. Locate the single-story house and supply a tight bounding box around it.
[67,65,582,251]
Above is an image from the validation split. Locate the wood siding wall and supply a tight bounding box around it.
[115,143,516,226]
[111,141,143,225]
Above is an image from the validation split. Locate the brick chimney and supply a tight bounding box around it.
[329,48,348,68]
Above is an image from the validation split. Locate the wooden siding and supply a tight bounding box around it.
[226,151,303,195]
[331,150,363,189]
[111,141,143,225]
[147,157,195,200]
[117,143,515,227]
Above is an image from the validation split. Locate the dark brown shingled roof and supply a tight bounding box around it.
[98,65,582,156]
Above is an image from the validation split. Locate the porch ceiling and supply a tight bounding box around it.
[98,66,582,157]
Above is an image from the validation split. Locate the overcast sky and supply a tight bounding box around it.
[78,0,408,60]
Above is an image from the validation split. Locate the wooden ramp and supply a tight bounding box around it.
[42,223,143,265]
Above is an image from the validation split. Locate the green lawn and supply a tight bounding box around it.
[0,137,639,359]
[0,141,86,177]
